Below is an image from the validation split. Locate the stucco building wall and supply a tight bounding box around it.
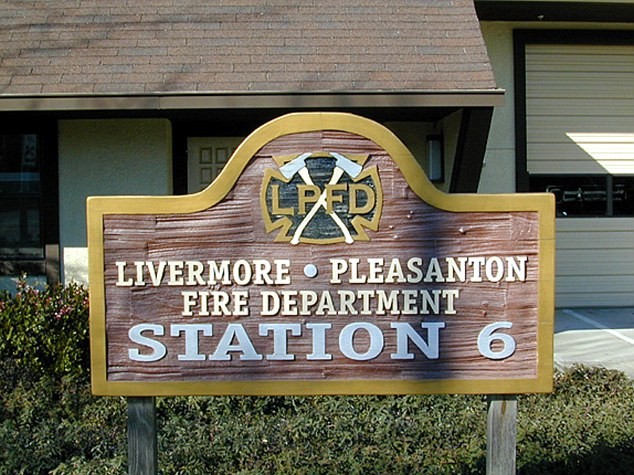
[59,119,172,283]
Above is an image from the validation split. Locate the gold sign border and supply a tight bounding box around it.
[87,112,555,396]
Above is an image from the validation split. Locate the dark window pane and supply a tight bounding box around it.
[530,175,607,217]
[0,134,43,258]
[613,177,634,216]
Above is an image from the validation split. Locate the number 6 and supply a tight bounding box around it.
[477,322,516,360]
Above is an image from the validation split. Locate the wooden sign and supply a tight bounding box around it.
[88,112,555,396]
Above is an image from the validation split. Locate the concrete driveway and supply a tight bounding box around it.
[554,307,634,378]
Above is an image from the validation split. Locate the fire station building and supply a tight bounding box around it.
[1,1,632,307]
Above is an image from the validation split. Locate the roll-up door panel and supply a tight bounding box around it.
[526,44,634,175]
[556,219,634,307]
[525,44,634,307]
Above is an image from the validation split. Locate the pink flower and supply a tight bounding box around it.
[55,305,72,320]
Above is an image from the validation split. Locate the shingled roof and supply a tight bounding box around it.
[0,0,497,98]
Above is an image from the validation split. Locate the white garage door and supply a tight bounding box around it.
[526,43,634,307]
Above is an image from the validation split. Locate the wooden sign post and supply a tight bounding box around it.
[127,397,156,475]
[87,112,555,472]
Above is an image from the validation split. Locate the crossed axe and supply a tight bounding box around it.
[279,152,363,245]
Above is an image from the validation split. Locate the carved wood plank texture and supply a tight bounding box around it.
[103,131,541,383]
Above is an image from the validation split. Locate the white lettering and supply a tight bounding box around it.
[316,290,336,316]
[299,290,318,315]
[170,324,212,361]
[281,290,299,316]
[390,322,445,359]
[337,290,358,315]
[349,258,366,284]
[329,258,347,284]
[420,289,441,314]
[322,256,527,284]
[232,259,252,286]
[134,261,145,286]
[401,290,418,315]
[252,259,273,285]
[167,261,184,286]
[115,261,133,286]
[208,260,231,285]
[209,324,262,361]
[423,258,445,283]
[128,324,167,362]
[445,257,467,283]
[367,258,384,283]
[477,322,516,360]
[181,290,250,317]
[147,261,167,286]
[376,290,399,315]
[261,291,280,316]
[115,255,527,287]
[233,291,249,316]
[468,257,486,282]
[306,323,332,360]
[258,323,302,360]
[385,258,407,283]
[443,289,460,315]
[181,291,198,316]
[406,257,424,283]
[485,256,505,283]
[506,256,527,282]
[339,322,384,361]
[185,261,205,285]
[357,290,374,315]
[275,259,291,285]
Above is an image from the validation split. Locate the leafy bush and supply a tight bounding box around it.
[156,393,486,475]
[0,361,127,475]
[0,276,89,380]
[518,366,634,474]
[1,279,634,473]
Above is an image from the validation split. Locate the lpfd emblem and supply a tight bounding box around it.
[261,152,383,244]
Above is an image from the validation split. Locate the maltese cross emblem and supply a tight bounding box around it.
[261,152,382,244]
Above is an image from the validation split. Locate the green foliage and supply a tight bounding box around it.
[0,359,127,475]
[1,280,633,473]
[0,276,89,379]
[2,362,634,475]
[517,365,634,474]
[156,394,486,475]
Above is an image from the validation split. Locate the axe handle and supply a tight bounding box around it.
[329,209,354,244]
[291,167,344,244]
[298,167,313,186]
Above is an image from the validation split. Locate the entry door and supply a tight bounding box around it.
[187,137,243,193]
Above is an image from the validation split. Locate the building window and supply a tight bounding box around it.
[0,134,43,259]
[530,175,634,217]
[0,124,58,282]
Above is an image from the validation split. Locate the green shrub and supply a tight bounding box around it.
[156,394,486,475]
[517,365,634,474]
[0,276,89,380]
[0,363,127,475]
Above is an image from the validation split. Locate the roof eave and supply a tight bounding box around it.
[0,90,505,112]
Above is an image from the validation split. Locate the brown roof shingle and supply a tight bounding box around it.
[0,0,497,96]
